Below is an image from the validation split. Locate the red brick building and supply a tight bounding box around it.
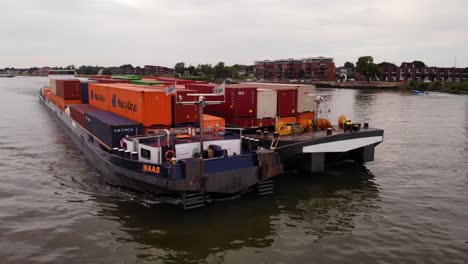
[380,62,468,82]
[255,57,336,81]
[143,65,175,76]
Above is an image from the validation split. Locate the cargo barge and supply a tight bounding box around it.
[39,72,283,210]
[39,72,384,209]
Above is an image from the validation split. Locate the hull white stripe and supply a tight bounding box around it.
[302,136,383,153]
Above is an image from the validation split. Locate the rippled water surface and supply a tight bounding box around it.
[0,77,467,263]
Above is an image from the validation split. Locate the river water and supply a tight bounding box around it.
[0,77,467,263]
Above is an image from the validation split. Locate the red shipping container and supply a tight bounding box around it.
[226,116,257,128]
[55,79,81,100]
[277,89,298,117]
[69,104,99,128]
[186,84,257,117]
[224,86,257,117]
[175,90,199,125]
[257,118,275,127]
[186,84,224,114]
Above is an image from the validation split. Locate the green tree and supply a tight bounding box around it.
[102,68,112,75]
[411,61,426,68]
[356,56,380,81]
[174,62,186,75]
[213,61,229,78]
[344,61,354,68]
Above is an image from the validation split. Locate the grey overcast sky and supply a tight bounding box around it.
[1,0,467,68]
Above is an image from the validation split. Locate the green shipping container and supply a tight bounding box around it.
[111,75,142,80]
[130,80,167,86]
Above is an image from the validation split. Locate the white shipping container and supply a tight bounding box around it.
[50,79,57,94]
[297,85,316,113]
[257,89,277,119]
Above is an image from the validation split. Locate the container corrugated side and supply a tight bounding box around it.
[90,78,131,84]
[69,104,98,128]
[107,85,172,127]
[54,96,82,111]
[56,79,81,100]
[80,80,97,103]
[186,84,224,114]
[277,89,298,117]
[297,85,316,113]
[226,116,257,128]
[85,111,142,148]
[50,79,57,94]
[175,90,199,125]
[88,83,111,111]
[256,89,277,119]
[225,86,257,117]
[257,118,275,127]
[203,114,225,131]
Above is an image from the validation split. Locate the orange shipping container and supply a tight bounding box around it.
[203,114,225,131]
[88,83,111,111]
[279,116,297,124]
[107,85,172,126]
[54,96,82,111]
[297,112,314,121]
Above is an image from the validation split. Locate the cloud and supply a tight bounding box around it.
[1,0,467,68]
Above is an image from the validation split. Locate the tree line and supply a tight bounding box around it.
[174,62,254,80]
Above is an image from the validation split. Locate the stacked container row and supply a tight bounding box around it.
[88,83,173,127]
[80,80,97,103]
[85,110,142,148]
[69,104,99,128]
[238,83,316,113]
[186,84,257,118]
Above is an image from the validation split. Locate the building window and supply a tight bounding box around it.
[141,148,151,160]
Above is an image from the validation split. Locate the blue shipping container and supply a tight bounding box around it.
[80,80,97,103]
[85,110,142,148]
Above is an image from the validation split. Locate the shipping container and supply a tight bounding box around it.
[88,83,111,111]
[278,116,297,124]
[54,96,82,111]
[297,112,314,121]
[187,84,257,117]
[186,84,223,114]
[203,114,225,131]
[238,82,316,113]
[80,80,97,103]
[226,116,257,128]
[224,86,257,117]
[296,86,316,113]
[111,75,141,80]
[107,85,172,127]
[131,79,167,86]
[174,90,199,125]
[89,78,131,84]
[276,89,298,117]
[257,118,275,127]
[85,111,142,148]
[69,104,99,128]
[45,90,55,104]
[55,79,81,100]
[50,79,57,94]
[256,89,277,119]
